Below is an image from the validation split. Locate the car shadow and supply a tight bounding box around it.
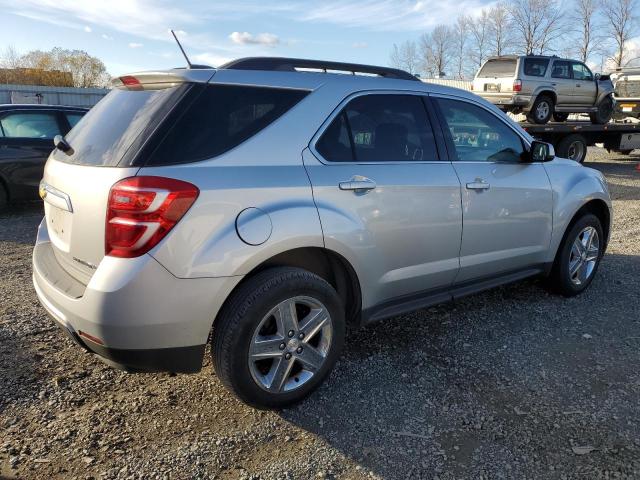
[280,252,640,478]
[584,159,640,201]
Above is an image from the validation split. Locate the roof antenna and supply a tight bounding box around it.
[170,29,192,69]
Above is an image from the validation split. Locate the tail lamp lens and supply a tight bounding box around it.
[513,79,522,92]
[106,176,199,258]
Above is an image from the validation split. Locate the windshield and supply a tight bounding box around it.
[477,59,517,78]
[52,84,186,166]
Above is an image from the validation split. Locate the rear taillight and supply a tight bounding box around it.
[513,79,522,92]
[106,176,199,258]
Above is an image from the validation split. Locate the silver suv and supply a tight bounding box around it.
[33,58,612,408]
[473,55,615,125]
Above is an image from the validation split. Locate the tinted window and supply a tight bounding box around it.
[436,98,525,163]
[317,95,438,162]
[523,58,549,77]
[572,62,593,81]
[66,113,84,129]
[0,112,61,139]
[551,61,571,79]
[316,112,353,162]
[54,85,184,166]
[149,85,308,165]
[477,59,518,78]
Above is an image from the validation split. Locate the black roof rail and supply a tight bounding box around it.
[218,57,420,81]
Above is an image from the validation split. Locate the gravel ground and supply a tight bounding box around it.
[1,149,639,480]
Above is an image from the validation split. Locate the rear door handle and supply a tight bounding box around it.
[339,176,377,191]
[466,181,490,190]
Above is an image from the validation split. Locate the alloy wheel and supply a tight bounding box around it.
[248,296,333,393]
[568,226,600,286]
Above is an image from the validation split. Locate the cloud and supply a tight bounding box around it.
[352,42,368,48]
[229,31,279,46]
[83,25,91,32]
[101,33,113,40]
[128,42,144,48]
[299,0,493,31]
[192,52,233,67]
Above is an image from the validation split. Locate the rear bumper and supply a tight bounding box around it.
[479,93,532,109]
[32,217,242,373]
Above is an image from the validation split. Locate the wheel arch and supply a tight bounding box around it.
[533,89,557,106]
[551,198,611,269]
[213,247,363,331]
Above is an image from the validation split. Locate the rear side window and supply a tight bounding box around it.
[316,94,438,162]
[148,85,309,165]
[551,61,571,79]
[436,98,525,163]
[477,59,517,78]
[523,58,549,77]
[65,113,84,129]
[0,112,61,139]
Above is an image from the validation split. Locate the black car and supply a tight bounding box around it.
[0,104,88,209]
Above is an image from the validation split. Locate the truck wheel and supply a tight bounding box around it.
[547,214,604,297]
[212,267,345,409]
[590,97,613,124]
[552,112,569,122]
[556,134,587,163]
[527,95,554,124]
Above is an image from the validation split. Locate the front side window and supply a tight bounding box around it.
[66,113,84,129]
[316,94,438,162]
[436,98,525,163]
[0,112,61,139]
[551,61,571,79]
[572,62,593,81]
[523,58,550,77]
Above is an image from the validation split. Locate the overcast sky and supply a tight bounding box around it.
[0,0,496,75]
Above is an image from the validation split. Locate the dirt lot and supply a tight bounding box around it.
[1,150,639,480]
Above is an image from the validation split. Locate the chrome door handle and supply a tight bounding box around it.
[339,176,377,191]
[466,181,490,190]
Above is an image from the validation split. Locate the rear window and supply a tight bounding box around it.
[147,85,309,165]
[523,58,549,77]
[477,59,517,78]
[53,85,185,166]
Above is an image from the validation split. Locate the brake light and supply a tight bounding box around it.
[119,75,143,90]
[106,176,199,258]
[513,79,522,92]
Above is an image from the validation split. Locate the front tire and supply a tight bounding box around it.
[548,214,604,296]
[590,96,613,124]
[527,95,554,124]
[212,267,345,409]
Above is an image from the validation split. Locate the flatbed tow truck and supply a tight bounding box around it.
[519,120,640,163]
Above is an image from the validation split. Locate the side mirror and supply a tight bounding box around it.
[530,140,555,162]
[595,73,601,80]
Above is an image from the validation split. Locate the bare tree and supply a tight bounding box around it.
[510,0,565,54]
[489,2,513,56]
[571,0,601,63]
[450,16,472,79]
[19,48,110,87]
[419,25,453,78]
[601,0,637,68]
[469,9,491,69]
[389,40,420,75]
[0,45,22,69]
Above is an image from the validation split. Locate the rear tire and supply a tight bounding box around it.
[212,267,345,409]
[547,214,604,297]
[552,112,569,122]
[556,134,588,163]
[590,96,613,124]
[0,183,7,212]
[527,95,554,124]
